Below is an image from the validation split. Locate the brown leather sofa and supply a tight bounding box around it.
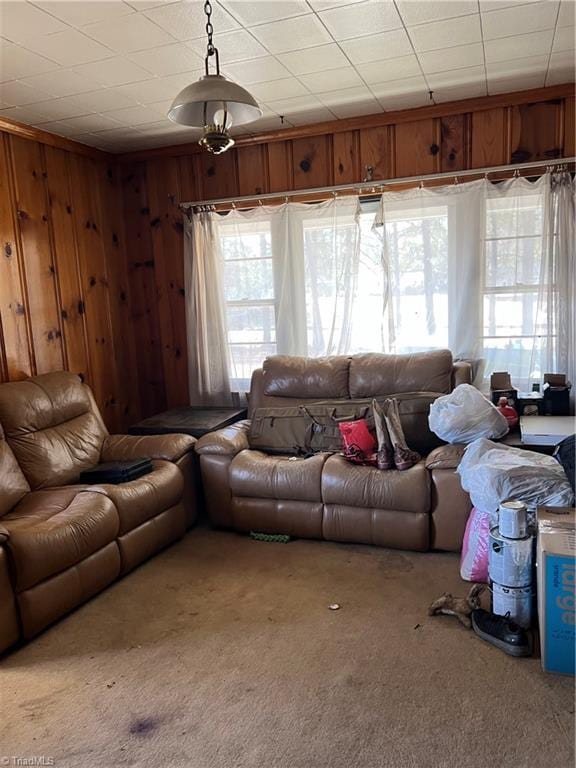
[0,371,198,654]
[196,351,472,554]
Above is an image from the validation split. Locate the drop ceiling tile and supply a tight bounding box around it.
[370,75,428,99]
[21,68,103,97]
[57,113,123,132]
[487,72,546,94]
[558,0,576,26]
[249,78,308,101]
[265,93,325,114]
[30,119,83,137]
[340,29,413,66]
[0,3,68,43]
[74,57,154,86]
[244,115,288,132]
[144,2,239,42]
[309,0,366,10]
[186,29,267,64]
[319,1,403,41]
[433,81,487,102]
[481,3,558,40]
[286,107,335,125]
[0,104,56,124]
[409,14,481,53]
[418,42,484,73]
[102,103,167,125]
[546,56,576,84]
[33,1,135,27]
[356,54,422,85]
[125,0,181,9]
[0,42,60,82]
[129,42,203,76]
[84,13,174,53]
[426,65,486,89]
[329,97,381,118]
[484,30,554,63]
[116,71,199,103]
[90,126,145,140]
[251,15,331,54]
[24,29,114,67]
[486,55,548,78]
[276,44,349,75]
[553,26,575,52]
[317,84,374,105]
[479,0,545,9]
[298,67,363,93]
[0,79,53,106]
[220,1,309,27]
[396,0,478,26]
[224,56,291,84]
[377,90,431,111]
[72,89,140,113]
[25,95,90,120]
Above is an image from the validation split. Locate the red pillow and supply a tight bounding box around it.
[338,419,376,455]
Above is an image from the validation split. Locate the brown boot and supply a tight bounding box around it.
[383,398,421,471]
[372,399,394,470]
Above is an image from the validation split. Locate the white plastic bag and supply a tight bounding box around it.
[428,384,509,444]
[458,437,575,514]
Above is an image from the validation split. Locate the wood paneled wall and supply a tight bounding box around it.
[119,86,575,418]
[0,131,139,432]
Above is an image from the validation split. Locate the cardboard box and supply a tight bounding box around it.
[490,372,518,407]
[537,507,576,676]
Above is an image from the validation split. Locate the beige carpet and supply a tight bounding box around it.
[1,528,573,768]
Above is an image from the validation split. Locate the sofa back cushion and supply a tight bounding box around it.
[0,421,30,517]
[349,350,454,398]
[0,372,108,489]
[262,355,350,399]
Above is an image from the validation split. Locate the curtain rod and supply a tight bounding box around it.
[180,157,575,211]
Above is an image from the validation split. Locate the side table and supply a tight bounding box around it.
[129,406,248,439]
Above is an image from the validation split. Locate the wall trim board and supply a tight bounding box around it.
[117,83,575,163]
[0,115,112,161]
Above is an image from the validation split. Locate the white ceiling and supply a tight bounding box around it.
[0,0,574,153]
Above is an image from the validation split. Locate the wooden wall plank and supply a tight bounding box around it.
[44,145,90,381]
[96,160,141,430]
[510,100,562,163]
[267,141,292,192]
[236,145,268,196]
[200,150,238,200]
[120,162,167,417]
[9,135,64,374]
[333,130,359,184]
[292,136,331,190]
[440,114,469,172]
[565,95,575,158]
[395,119,438,178]
[470,108,507,168]
[178,154,201,203]
[359,126,392,181]
[0,134,33,380]
[146,157,189,408]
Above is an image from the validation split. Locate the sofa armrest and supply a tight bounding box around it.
[195,420,250,456]
[0,524,10,544]
[101,433,196,463]
[426,444,466,470]
[452,360,473,387]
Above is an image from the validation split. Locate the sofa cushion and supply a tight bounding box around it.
[230,450,329,502]
[0,422,30,517]
[262,355,350,399]
[349,350,453,398]
[2,488,118,592]
[0,372,107,489]
[88,460,183,535]
[322,455,430,514]
[425,444,466,470]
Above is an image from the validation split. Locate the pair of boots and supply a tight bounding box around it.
[372,398,420,471]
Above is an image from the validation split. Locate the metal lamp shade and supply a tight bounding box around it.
[168,74,262,127]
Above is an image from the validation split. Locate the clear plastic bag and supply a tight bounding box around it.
[457,437,575,514]
[428,384,509,444]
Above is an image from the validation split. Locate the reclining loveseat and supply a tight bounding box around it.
[196,350,472,554]
[0,371,198,654]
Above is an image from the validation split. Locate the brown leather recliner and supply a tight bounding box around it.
[0,372,199,653]
[196,351,472,554]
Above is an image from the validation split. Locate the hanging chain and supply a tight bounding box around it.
[204,0,215,57]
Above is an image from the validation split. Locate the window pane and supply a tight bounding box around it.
[220,225,271,260]
[229,342,276,387]
[482,336,552,387]
[486,197,543,239]
[226,304,276,344]
[483,292,549,337]
[485,236,542,288]
[224,258,273,301]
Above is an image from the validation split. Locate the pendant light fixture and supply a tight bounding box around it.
[168,0,262,154]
